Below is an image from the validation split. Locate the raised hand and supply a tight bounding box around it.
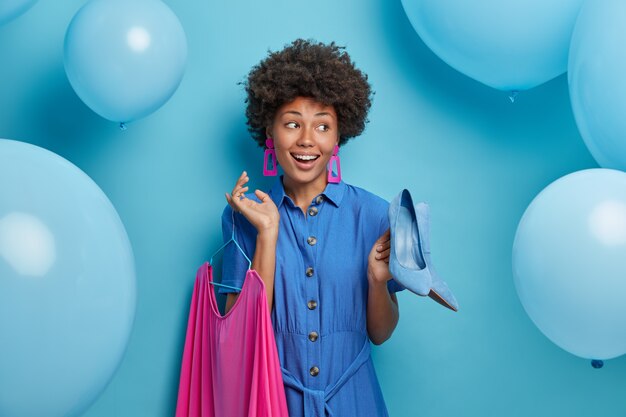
[225,171,280,234]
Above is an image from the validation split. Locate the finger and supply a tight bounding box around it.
[226,192,238,208]
[376,239,390,251]
[255,189,270,202]
[375,248,390,260]
[376,242,390,252]
[231,184,249,199]
[237,186,249,199]
[227,190,247,213]
[238,171,249,185]
[225,192,238,212]
[232,171,249,194]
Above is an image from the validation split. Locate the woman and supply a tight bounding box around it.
[220,39,404,417]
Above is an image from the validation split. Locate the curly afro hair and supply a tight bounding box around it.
[243,39,373,147]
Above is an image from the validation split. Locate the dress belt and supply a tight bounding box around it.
[280,338,372,417]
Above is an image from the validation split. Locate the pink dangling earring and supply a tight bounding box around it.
[263,138,278,176]
[327,145,341,183]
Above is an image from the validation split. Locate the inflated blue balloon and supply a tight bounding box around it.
[400,0,584,91]
[0,139,136,417]
[0,0,37,26]
[513,169,626,360]
[64,0,187,124]
[569,0,626,170]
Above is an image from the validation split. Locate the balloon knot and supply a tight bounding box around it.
[508,90,519,103]
[119,122,127,131]
[591,359,604,369]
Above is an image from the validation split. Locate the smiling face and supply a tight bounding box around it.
[267,96,339,191]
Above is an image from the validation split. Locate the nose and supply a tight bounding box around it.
[296,125,315,147]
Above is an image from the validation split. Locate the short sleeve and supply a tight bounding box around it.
[377,202,406,294]
[218,205,256,294]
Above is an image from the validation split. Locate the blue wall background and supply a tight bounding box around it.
[2,0,625,416]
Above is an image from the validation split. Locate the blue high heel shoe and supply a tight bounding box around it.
[414,202,459,312]
[388,189,432,296]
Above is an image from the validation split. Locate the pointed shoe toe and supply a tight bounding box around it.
[388,189,432,296]
[428,280,459,312]
[414,202,459,312]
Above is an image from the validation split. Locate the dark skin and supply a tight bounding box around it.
[225,97,399,345]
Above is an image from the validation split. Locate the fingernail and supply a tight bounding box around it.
[377,245,382,251]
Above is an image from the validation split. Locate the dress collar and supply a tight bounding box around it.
[269,175,346,208]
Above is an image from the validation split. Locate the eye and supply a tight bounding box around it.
[317,124,330,132]
[285,121,298,129]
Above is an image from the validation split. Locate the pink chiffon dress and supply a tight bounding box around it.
[175,262,289,417]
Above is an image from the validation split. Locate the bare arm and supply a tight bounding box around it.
[366,229,400,345]
[367,282,399,345]
[224,171,279,313]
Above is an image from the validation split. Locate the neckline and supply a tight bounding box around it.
[207,265,256,320]
[270,175,346,208]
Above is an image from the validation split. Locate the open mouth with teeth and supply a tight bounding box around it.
[291,153,320,167]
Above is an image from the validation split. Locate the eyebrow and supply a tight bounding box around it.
[281,110,335,118]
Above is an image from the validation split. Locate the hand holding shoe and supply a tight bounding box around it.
[367,229,392,287]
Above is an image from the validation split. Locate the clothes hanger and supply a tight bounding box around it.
[208,208,252,292]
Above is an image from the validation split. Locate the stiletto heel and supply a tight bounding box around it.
[388,189,432,296]
[414,202,459,312]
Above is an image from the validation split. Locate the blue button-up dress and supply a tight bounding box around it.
[219,177,404,417]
